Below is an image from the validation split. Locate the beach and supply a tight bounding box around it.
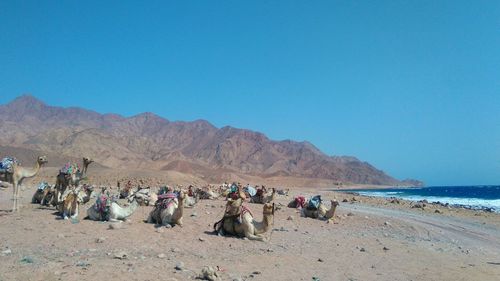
[1,181,499,281]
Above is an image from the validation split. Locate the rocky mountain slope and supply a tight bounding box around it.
[0,95,405,186]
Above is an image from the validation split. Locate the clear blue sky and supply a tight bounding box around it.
[1,1,498,186]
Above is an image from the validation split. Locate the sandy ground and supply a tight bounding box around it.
[1,184,499,281]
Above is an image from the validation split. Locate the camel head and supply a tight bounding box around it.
[126,189,139,203]
[331,200,339,208]
[178,190,186,200]
[83,157,93,165]
[224,198,242,216]
[83,184,94,195]
[263,202,275,216]
[37,156,48,165]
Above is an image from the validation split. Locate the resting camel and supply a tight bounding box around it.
[130,187,157,206]
[54,157,93,205]
[184,192,200,208]
[31,182,55,206]
[251,188,276,204]
[58,186,89,220]
[303,200,340,221]
[0,156,48,212]
[214,198,274,242]
[197,186,219,200]
[147,191,185,227]
[86,192,139,222]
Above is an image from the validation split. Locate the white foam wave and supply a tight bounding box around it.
[357,192,500,212]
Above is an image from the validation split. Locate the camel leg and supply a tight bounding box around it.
[71,204,79,219]
[244,232,265,241]
[12,183,17,212]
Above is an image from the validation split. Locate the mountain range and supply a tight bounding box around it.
[0,95,420,186]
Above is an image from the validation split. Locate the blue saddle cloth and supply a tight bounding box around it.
[0,157,19,173]
[308,195,322,210]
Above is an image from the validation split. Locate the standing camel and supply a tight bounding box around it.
[0,156,48,212]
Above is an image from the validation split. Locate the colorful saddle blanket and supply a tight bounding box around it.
[60,162,79,175]
[0,157,19,173]
[245,186,257,197]
[37,182,50,190]
[308,195,322,210]
[157,192,178,209]
[94,194,112,216]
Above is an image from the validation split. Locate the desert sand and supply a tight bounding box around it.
[1,177,499,281]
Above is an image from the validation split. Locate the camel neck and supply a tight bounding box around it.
[22,161,41,178]
[262,213,273,232]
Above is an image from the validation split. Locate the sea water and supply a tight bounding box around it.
[341,185,500,212]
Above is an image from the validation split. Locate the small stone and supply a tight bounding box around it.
[252,271,262,275]
[1,249,12,256]
[347,212,354,216]
[199,237,205,242]
[165,224,172,229]
[287,216,294,221]
[114,252,128,260]
[383,247,390,251]
[318,258,324,262]
[20,256,34,264]
[384,221,391,226]
[199,266,218,281]
[108,223,123,230]
[76,261,90,267]
[171,248,180,253]
[435,209,442,214]
[57,234,65,238]
[360,248,366,252]
[95,237,106,243]
[175,262,185,271]
[157,253,166,259]
[342,199,348,202]
[191,212,198,217]
[243,237,248,240]
[156,228,164,233]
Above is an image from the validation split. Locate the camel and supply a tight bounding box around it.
[251,188,276,204]
[184,192,200,208]
[86,192,139,222]
[54,157,93,205]
[0,156,48,212]
[31,182,55,206]
[214,198,275,242]
[303,200,340,220]
[80,184,94,204]
[147,191,185,227]
[197,186,220,200]
[130,187,157,206]
[58,187,81,219]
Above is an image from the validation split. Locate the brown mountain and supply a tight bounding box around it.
[0,95,405,186]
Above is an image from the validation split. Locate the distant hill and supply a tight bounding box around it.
[0,95,410,186]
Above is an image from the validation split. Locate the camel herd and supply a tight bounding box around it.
[0,155,340,242]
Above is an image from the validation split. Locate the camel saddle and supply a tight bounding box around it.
[37,182,50,190]
[156,192,178,209]
[94,194,112,220]
[60,162,79,175]
[0,157,19,174]
[307,195,322,210]
[213,204,253,233]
